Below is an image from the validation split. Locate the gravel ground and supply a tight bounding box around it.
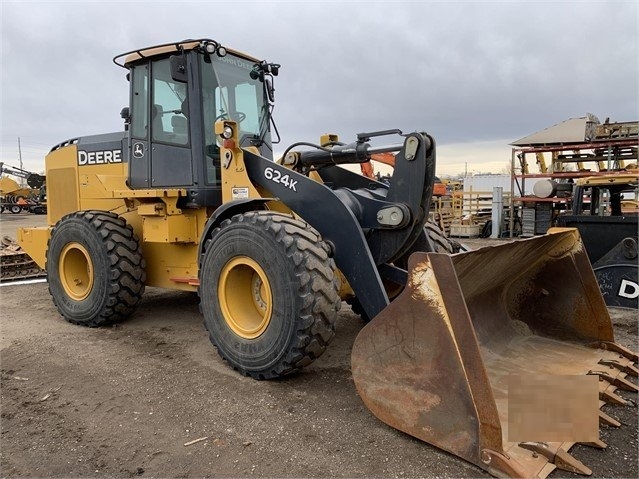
[1,213,637,478]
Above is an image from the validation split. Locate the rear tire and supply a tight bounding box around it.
[424,220,461,253]
[395,220,459,269]
[199,211,340,379]
[10,205,21,214]
[46,211,146,327]
[350,220,458,322]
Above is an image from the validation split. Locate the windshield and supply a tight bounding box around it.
[199,53,272,156]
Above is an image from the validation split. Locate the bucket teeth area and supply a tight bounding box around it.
[599,381,629,406]
[590,341,639,363]
[518,442,592,476]
[598,409,621,427]
[598,358,639,377]
[579,439,607,449]
[352,243,638,479]
[588,370,639,392]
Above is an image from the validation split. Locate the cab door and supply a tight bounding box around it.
[128,58,193,188]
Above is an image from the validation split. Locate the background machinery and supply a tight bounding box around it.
[0,235,45,282]
[557,173,638,308]
[18,39,637,478]
[0,162,46,214]
[361,152,448,196]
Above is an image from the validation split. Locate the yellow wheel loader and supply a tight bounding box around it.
[18,39,637,478]
[0,162,46,214]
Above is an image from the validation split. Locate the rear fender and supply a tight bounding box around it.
[17,226,51,269]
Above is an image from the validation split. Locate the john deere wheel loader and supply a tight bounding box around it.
[19,39,637,478]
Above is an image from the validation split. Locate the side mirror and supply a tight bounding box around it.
[265,77,275,104]
[170,55,188,83]
[120,107,130,131]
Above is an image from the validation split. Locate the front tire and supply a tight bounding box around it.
[47,211,146,327]
[199,211,340,379]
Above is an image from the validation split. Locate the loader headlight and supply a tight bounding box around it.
[200,40,226,57]
[222,125,234,139]
[201,40,218,54]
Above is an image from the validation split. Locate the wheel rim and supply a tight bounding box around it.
[59,242,94,301]
[218,256,272,339]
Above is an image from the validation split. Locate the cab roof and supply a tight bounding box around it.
[113,38,260,68]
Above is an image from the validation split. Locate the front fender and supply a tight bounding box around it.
[197,198,271,260]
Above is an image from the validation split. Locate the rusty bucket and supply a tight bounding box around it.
[352,228,637,478]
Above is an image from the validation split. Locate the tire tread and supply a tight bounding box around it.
[200,211,340,379]
[47,210,145,327]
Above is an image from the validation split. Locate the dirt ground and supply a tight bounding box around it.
[1,213,637,478]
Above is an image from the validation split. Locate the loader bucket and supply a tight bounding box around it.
[352,228,638,478]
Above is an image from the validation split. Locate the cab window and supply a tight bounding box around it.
[131,64,148,139]
[151,59,189,146]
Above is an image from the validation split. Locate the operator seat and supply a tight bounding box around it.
[152,104,164,138]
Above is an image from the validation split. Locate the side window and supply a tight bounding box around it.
[151,59,189,146]
[235,83,260,135]
[213,83,259,134]
[131,65,148,139]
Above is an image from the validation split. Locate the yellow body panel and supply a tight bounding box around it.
[216,121,263,204]
[45,145,129,224]
[17,226,51,269]
[142,215,197,243]
[19,142,205,291]
[78,163,129,213]
[135,241,199,290]
[121,210,204,291]
[45,146,79,224]
[19,125,331,295]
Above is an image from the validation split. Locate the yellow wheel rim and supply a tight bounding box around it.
[218,256,272,339]
[59,242,94,301]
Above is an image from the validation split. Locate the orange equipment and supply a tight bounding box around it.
[364,153,447,196]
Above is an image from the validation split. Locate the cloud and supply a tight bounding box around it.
[1,0,637,175]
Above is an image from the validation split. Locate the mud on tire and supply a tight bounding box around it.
[46,211,146,327]
[199,211,341,379]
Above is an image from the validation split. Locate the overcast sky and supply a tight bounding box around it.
[1,0,637,176]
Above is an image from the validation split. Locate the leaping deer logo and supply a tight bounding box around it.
[133,143,145,158]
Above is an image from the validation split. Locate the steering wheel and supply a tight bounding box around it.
[215,111,246,123]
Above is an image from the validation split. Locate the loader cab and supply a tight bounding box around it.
[573,176,639,217]
[118,40,275,207]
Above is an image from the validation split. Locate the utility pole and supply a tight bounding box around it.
[17,137,24,187]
